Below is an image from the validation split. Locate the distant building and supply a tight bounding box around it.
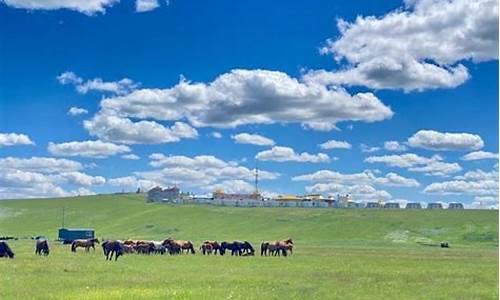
[213,189,262,201]
[384,202,400,209]
[448,202,464,210]
[147,186,181,203]
[427,202,443,209]
[276,194,302,202]
[366,202,381,209]
[405,202,422,209]
[337,194,352,207]
[347,201,363,208]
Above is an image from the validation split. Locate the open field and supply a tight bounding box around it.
[0,194,498,299]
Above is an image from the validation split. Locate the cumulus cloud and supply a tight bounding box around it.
[306,183,392,202]
[84,114,198,144]
[360,144,380,153]
[52,172,106,186]
[365,153,440,168]
[0,158,102,199]
[1,0,118,15]
[293,169,419,187]
[135,0,159,12]
[256,146,331,163]
[365,153,461,176]
[319,139,352,150]
[95,69,393,131]
[384,141,407,152]
[108,176,158,191]
[461,151,499,161]
[407,130,484,151]
[210,132,222,139]
[0,133,34,147]
[207,180,255,194]
[424,168,498,196]
[136,153,279,189]
[306,0,499,91]
[121,154,140,160]
[232,133,275,146]
[0,157,82,173]
[48,140,130,158]
[68,107,88,116]
[57,71,139,95]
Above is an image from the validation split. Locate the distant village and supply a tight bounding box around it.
[146,186,465,210]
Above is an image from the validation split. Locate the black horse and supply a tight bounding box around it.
[102,240,124,261]
[35,239,50,256]
[0,241,14,258]
[220,241,255,256]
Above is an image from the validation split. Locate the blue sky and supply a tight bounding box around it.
[0,0,498,208]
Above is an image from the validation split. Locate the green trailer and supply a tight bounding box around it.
[58,228,94,244]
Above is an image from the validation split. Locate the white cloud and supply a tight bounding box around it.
[210,132,222,139]
[57,71,138,95]
[136,153,279,189]
[52,172,106,186]
[207,180,255,194]
[468,196,498,209]
[68,107,88,116]
[408,161,462,176]
[365,153,441,168]
[307,0,498,91]
[461,151,498,161]
[108,176,158,191]
[365,153,461,176]
[293,169,419,187]
[306,183,392,202]
[360,144,380,153]
[319,139,352,150]
[84,114,198,144]
[232,133,275,146]
[0,133,34,147]
[96,69,393,131]
[0,163,101,199]
[1,0,118,15]
[48,140,130,158]
[256,146,331,163]
[121,154,140,160]
[0,157,82,173]
[407,130,484,151]
[384,141,407,152]
[135,0,159,12]
[424,168,498,196]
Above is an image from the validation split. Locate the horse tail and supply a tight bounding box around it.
[71,241,76,252]
[190,243,195,254]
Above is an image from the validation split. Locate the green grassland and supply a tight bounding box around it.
[0,194,498,300]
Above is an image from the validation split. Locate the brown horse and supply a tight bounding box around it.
[71,238,99,252]
[0,241,14,258]
[201,240,221,255]
[122,244,135,254]
[261,238,294,256]
[35,239,50,256]
[162,238,195,254]
[102,240,123,261]
[135,243,154,254]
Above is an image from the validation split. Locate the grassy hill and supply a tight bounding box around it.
[0,194,498,299]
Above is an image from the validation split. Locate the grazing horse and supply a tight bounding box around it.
[162,238,195,254]
[35,239,50,256]
[261,238,294,256]
[102,240,124,261]
[200,243,213,255]
[220,241,251,256]
[122,244,135,254]
[0,241,14,259]
[136,243,154,254]
[201,240,221,255]
[71,238,99,252]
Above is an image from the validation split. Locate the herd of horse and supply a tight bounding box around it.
[0,238,294,261]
